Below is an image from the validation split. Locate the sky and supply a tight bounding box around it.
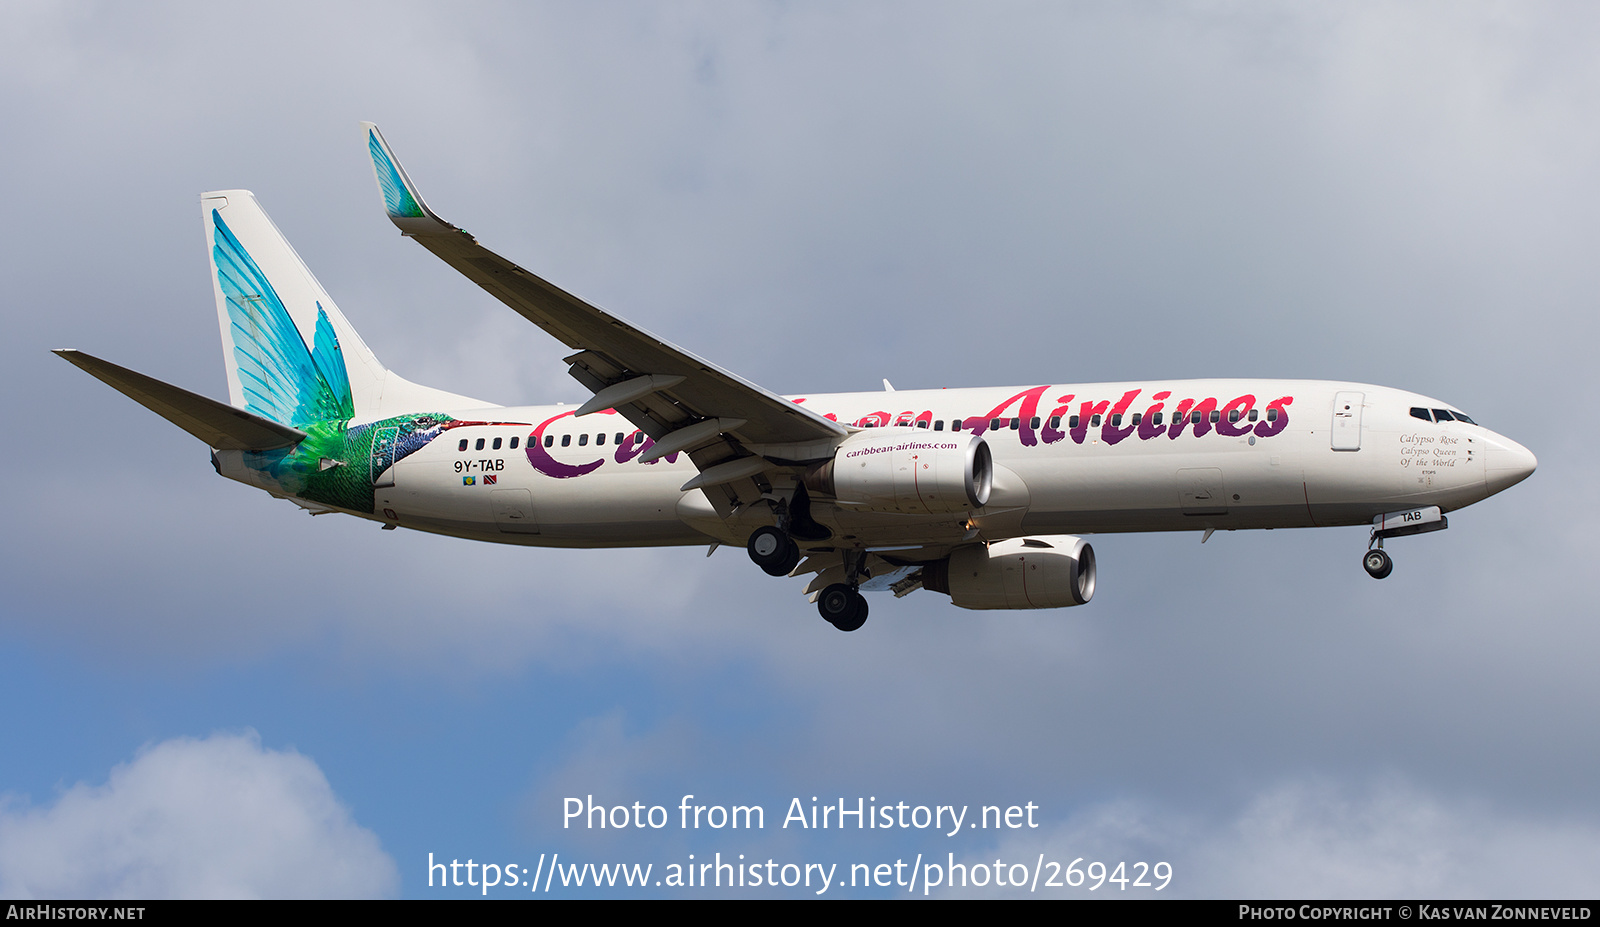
[2,1,1597,899]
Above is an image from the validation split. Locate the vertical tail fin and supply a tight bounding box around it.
[203,190,489,426]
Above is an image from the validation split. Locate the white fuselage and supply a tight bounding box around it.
[248,379,1531,550]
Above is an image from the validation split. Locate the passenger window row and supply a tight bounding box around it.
[543,431,645,449]
[456,430,657,452]
[459,404,1292,454]
[912,407,1277,433]
[458,436,520,452]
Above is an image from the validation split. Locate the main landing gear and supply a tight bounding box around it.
[817,583,868,633]
[746,489,825,579]
[747,525,801,576]
[747,524,870,632]
[816,548,870,632]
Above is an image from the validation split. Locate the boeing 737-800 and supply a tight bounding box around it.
[55,124,1537,631]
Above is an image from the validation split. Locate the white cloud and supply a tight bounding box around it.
[946,778,1600,899]
[0,732,398,899]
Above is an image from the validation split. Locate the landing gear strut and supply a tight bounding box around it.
[747,525,801,577]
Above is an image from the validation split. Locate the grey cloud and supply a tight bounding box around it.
[948,776,1600,898]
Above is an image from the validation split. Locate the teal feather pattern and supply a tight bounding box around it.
[212,210,353,427]
[369,130,424,219]
[213,208,464,512]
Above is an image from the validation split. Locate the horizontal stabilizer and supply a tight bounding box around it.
[54,349,306,450]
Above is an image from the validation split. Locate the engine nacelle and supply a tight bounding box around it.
[805,430,991,515]
[923,536,1096,609]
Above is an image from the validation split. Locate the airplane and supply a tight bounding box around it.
[55,123,1538,632]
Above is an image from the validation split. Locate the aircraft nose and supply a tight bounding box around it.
[1483,432,1537,495]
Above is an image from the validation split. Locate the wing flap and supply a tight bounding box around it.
[55,349,306,451]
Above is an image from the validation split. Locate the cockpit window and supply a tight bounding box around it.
[1452,412,1476,425]
[1432,409,1454,422]
[1410,407,1432,422]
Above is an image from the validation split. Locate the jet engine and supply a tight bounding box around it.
[922,536,1096,609]
[803,430,992,515]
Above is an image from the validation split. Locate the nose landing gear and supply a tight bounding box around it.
[1362,545,1393,579]
[1362,506,1450,580]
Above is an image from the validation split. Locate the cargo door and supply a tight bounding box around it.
[491,488,540,534]
[1178,468,1228,516]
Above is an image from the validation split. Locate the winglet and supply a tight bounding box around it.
[361,122,458,237]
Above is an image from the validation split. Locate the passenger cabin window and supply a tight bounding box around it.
[1227,410,1240,424]
[1069,415,1080,429]
[492,437,502,450]
[458,439,468,452]
[578,434,588,446]
[561,435,571,447]
[952,420,963,431]
[1267,408,1279,422]
[475,438,486,450]
[1209,410,1220,424]
[597,433,607,445]
[1191,411,1202,424]
[1110,414,1122,427]
[1153,412,1163,425]
[990,418,1001,430]
[1049,415,1061,429]
[1091,414,1102,427]
[543,435,553,448]
[916,420,928,428]
[510,437,519,449]
[615,433,625,444]
[1009,418,1019,431]
[1130,413,1141,426]
[934,420,945,431]
[1030,416,1041,429]
[1248,409,1259,422]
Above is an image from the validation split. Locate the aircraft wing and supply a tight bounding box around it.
[361,125,849,494]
